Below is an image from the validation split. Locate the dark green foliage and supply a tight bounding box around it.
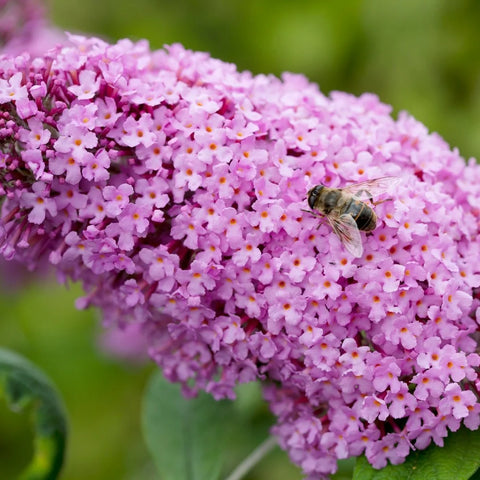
[353,427,480,480]
[0,348,67,479]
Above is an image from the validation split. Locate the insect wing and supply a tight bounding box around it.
[328,213,363,257]
[340,176,399,201]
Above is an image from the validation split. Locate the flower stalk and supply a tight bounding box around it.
[224,436,277,480]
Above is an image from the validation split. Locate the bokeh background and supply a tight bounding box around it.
[1,0,480,479]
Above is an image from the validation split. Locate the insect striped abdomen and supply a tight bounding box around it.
[344,199,376,231]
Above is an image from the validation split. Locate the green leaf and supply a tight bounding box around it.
[142,371,234,480]
[353,427,480,480]
[0,347,68,480]
[469,467,480,480]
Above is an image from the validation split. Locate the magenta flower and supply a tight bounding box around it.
[1,35,480,478]
[0,0,65,55]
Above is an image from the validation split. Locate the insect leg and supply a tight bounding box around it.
[301,209,327,229]
[371,197,393,206]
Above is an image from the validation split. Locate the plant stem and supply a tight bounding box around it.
[224,436,277,480]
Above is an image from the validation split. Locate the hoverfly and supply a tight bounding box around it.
[305,176,399,258]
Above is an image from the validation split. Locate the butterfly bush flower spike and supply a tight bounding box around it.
[1,36,480,478]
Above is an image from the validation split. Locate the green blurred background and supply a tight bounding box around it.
[2,0,480,478]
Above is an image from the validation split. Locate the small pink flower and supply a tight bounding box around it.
[178,260,216,296]
[232,234,262,267]
[438,346,469,382]
[366,434,410,469]
[0,72,28,103]
[384,317,422,350]
[372,357,403,393]
[49,152,82,185]
[82,150,110,182]
[338,338,369,376]
[95,97,122,127]
[103,183,134,217]
[18,117,51,148]
[20,181,57,224]
[68,70,101,100]
[249,332,277,360]
[308,268,343,301]
[139,246,177,282]
[251,201,284,233]
[21,150,45,180]
[385,383,417,419]
[174,151,206,191]
[267,288,306,328]
[171,208,207,249]
[438,384,477,420]
[118,203,152,235]
[361,395,389,423]
[54,125,98,158]
[412,369,445,401]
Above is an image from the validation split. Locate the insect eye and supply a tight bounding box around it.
[308,185,323,209]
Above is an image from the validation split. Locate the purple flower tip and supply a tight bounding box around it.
[0,0,65,55]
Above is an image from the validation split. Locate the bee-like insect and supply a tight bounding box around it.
[306,176,398,258]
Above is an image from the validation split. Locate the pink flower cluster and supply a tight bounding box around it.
[0,0,65,56]
[1,35,480,477]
